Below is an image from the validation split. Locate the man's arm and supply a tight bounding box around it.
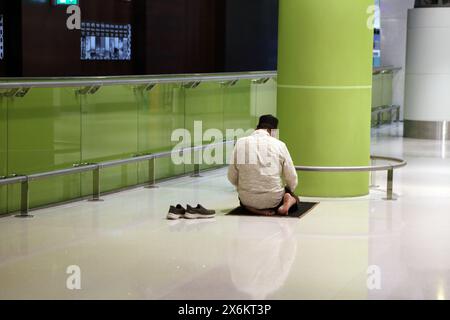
[281,144,298,191]
[227,146,239,187]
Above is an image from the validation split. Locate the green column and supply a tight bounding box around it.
[278,0,374,197]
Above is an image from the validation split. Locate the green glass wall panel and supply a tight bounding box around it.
[0,76,278,211]
[382,73,393,107]
[223,80,256,166]
[278,0,373,197]
[223,80,255,138]
[0,97,7,214]
[372,74,383,108]
[371,74,382,127]
[137,84,185,182]
[381,73,394,123]
[80,86,138,195]
[371,73,394,126]
[254,79,277,117]
[7,88,81,212]
[185,82,224,171]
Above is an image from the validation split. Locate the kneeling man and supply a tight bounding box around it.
[228,115,299,216]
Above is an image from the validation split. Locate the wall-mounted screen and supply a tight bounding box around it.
[52,0,79,5]
[81,22,132,61]
[0,15,4,60]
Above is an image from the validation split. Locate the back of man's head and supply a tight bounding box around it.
[257,115,279,130]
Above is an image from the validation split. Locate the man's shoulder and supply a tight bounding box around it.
[274,138,287,147]
[236,135,250,141]
[236,135,251,144]
[235,134,287,148]
[270,137,287,149]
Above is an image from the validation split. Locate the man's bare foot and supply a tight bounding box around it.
[278,193,298,216]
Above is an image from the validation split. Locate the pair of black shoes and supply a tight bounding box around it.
[167,204,216,220]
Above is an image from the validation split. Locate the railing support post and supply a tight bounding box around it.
[191,164,201,178]
[191,149,202,178]
[89,166,103,202]
[15,178,33,218]
[369,160,379,189]
[377,112,382,127]
[384,168,396,201]
[145,157,158,189]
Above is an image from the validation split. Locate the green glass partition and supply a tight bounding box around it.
[80,86,139,195]
[372,71,395,126]
[185,82,224,172]
[223,80,255,138]
[254,78,278,118]
[0,97,7,214]
[381,72,394,123]
[372,74,383,108]
[0,73,277,215]
[137,84,185,182]
[371,73,382,127]
[7,88,82,212]
[382,73,393,107]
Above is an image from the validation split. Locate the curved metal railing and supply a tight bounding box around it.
[295,156,407,200]
[296,156,407,172]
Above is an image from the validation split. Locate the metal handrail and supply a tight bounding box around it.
[373,66,402,75]
[372,105,399,112]
[296,156,407,200]
[0,175,27,186]
[1,138,407,218]
[0,71,277,89]
[0,67,402,89]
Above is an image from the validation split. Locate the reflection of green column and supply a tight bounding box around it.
[278,0,373,197]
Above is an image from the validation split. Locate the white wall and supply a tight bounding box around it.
[405,8,450,122]
[380,0,415,117]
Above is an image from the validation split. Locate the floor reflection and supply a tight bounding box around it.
[228,219,297,300]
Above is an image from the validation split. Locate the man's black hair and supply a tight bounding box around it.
[257,115,279,130]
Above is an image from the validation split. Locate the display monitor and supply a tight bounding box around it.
[52,0,79,5]
[81,22,132,61]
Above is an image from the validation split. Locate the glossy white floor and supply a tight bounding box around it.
[0,123,449,300]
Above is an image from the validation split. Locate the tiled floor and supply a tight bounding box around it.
[0,123,449,300]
